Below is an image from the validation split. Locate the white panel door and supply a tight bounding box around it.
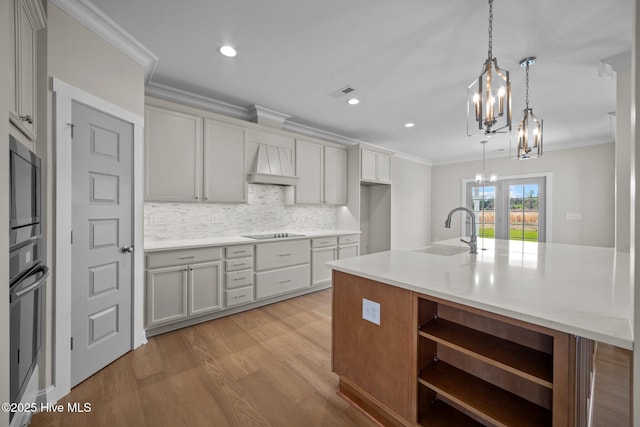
[71,101,133,387]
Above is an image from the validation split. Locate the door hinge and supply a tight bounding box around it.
[68,122,75,138]
[71,337,73,351]
[71,231,74,244]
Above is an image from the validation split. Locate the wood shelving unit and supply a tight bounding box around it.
[419,361,552,427]
[419,318,553,388]
[416,295,560,426]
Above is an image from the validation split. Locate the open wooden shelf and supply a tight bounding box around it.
[419,361,552,427]
[419,318,553,388]
[419,399,483,427]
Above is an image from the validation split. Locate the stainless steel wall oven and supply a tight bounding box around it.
[9,135,48,415]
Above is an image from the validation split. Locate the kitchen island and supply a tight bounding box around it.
[327,239,632,426]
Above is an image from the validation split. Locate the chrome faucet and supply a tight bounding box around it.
[444,207,478,254]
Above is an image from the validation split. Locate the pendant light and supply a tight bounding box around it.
[475,140,497,185]
[468,0,512,136]
[515,57,543,159]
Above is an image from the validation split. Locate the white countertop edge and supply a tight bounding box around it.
[328,264,633,351]
[144,229,361,252]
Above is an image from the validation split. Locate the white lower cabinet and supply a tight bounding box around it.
[223,244,254,308]
[255,264,311,299]
[146,249,222,328]
[146,260,222,327]
[338,235,360,259]
[225,286,254,307]
[311,237,338,286]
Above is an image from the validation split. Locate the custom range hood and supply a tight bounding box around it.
[248,143,299,186]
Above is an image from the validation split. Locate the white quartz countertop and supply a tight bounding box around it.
[144,229,360,252]
[327,238,633,350]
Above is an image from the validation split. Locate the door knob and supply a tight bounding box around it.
[121,245,134,253]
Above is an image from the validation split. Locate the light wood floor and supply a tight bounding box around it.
[29,289,631,427]
[30,290,375,427]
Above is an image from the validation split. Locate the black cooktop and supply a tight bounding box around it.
[242,233,305,240]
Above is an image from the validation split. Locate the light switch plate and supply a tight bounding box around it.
[566,213,582,221]
[362,298,381,325]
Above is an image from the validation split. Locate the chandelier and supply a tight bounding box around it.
[475,140,497,184]
[515,57,543,159]
[468,0,512,137]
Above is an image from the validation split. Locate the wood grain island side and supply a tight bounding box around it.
[332,270,582,427]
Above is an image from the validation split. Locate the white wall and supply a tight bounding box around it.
[390,156,431,249]
[616,69,631,252]
[1,0,12,424]
[431,143,615,247]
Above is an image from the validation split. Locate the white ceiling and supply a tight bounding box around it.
[88,0,632,164]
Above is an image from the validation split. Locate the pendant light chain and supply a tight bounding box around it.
[488,0,493,59]
[525,63,530,110]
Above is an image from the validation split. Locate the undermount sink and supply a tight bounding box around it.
[413,245,470,256]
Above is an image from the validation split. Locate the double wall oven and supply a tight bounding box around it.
[9,135,48,413]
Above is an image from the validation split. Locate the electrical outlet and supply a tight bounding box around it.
[149,215,158,225]
[210,215,223,223]
[362,298,381,325]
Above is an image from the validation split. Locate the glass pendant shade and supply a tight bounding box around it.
[516,108,543,159]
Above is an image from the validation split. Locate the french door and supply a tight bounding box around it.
[466,177,546,242]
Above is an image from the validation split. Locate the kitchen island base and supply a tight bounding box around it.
[332,271,591,426]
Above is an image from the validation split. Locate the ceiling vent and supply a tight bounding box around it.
[329,85,355,98]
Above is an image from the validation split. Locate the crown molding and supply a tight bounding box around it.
[50,0,158,80]
[145,82,251,120]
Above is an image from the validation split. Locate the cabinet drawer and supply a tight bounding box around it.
[226,245,253,259]
[225,286,254,307]
[311,236,338,248]
[226,270,253,289]
[255,240,310,271]
[226,257,253,272]
[338,235,360,245]
[146,247,222,269]
[255,264,310,299]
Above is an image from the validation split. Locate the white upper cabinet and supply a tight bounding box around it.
[295,139,324,204]
[145,105,202,202]
[361,148,391,184]
[295,140,348,205]
[203,119,247,203]
[10,0,46,140]
[324,146,347,205]
[145,103,248,203]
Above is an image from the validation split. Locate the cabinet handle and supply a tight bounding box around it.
[233,277,246,281]
[195,196,199,200]
[179,256,196,260]
[278,253,292,257]
[320,241,329,244]
[233,294,246,299]
[232,250,246,254]
[279,279,291,284]
[204,197,208,200]
[19,115,33,124]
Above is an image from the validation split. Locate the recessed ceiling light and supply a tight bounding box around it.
[347,98,360,105]
[219,45,237,57]
[404,122,415,128]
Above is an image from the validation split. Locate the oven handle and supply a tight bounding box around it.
[12,266,49,299]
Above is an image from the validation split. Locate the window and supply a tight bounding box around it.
[466,176,546,242]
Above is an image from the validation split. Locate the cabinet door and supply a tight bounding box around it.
[361,149,377,181]
[145,106,202,202]
[146,266,188,327]
[324,146,347,205]
[9,0,17,122]
[295,139,323,204]
[203,119,247,203]
[338,244,359,259]
[188,261,223,316]
[312,246,337,286]
[376,153,391,183]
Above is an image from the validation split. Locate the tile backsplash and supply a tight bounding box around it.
[145,184,338,241]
